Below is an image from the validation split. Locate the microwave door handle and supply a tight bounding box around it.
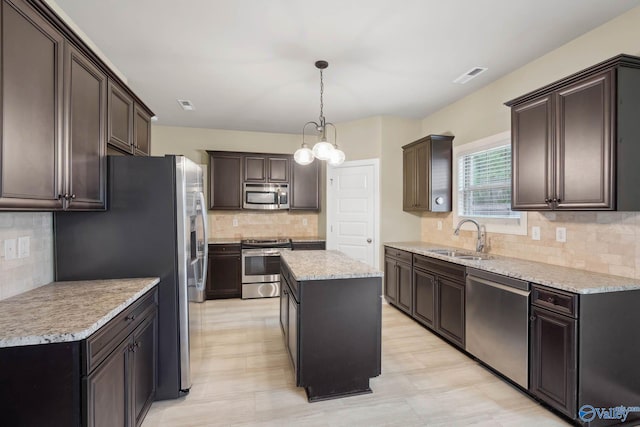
[198,191,208,290]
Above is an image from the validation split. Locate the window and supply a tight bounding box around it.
[453,131,527,235]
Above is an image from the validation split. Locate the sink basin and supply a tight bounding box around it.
[427,249,491,261]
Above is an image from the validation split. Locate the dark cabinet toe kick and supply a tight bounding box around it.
[305,378,373,402]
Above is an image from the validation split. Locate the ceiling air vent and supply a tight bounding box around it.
[453,67,488,84]
[177,99,195,111]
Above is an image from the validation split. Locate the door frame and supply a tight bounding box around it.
[326,158,381,269]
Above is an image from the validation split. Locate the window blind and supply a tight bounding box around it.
[457,144,519,219]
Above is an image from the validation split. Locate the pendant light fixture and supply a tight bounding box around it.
[294,60,345,166]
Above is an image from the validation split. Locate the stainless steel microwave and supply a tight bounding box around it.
[243,183,289,210]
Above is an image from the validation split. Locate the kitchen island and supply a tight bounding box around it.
[279,250,383,402]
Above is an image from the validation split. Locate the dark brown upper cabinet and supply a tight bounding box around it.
[0,0,65,210]
[244,154,290,183]
[133,104,151,156]
[208,151,243,210]
[506,54,640,211]
[290,159,320,210]
[402,135,453,212]
[107,80,134,154]
[64,43,107,210]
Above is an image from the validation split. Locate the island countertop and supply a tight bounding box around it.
[281,250,383,281]
[0,277,159,348]
[385,241,640,294]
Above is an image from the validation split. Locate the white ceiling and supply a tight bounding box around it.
[56,0,640,134]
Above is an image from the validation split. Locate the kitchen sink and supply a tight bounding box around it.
[427,249,492,261]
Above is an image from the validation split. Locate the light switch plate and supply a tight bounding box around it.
[4,239,17,260]
[18,236,30,258]
[232,218,238,227]
[531,226,541,241]
[302,218,308,226]
[556,227,567,243]
[437,221,443,230]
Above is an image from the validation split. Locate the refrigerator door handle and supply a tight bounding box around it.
[197,191,208,290]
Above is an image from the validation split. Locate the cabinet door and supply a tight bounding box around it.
[209,153,242,209]
[0,0,64,209]
[414,141,430,210]
[268,156,289,182]
[288,297,298,374]
[107,80,134,154]
[86,337,130,427]
[206,252,241,299]
[290,159,320,210]
[131,313,157,427]
[511,95,553,210]
[383,257,398,304]
[64,44,107,210]
[244,155,267,182]
[436,277,465,347]
[402,147,416,211]
[396,261,412,315]
[133,104,151,157]
[555,71,614,210]
[280,283,289,336]
[413,268,436,328]
[530,306,577,419]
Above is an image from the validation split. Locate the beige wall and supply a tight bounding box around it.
[0,213,54,300]
[151,125,321,239]
[420,5,640,280]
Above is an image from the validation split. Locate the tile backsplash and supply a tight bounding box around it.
[422,211,640,279]
[209,211,319,239]
[0,212,54,300]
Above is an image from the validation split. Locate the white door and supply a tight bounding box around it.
[327,159,380,269]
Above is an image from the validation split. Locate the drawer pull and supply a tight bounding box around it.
[530,315,537,321]
[546,296,555,304]
[125,314,136,321]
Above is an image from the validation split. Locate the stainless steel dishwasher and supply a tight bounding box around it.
[465,268,530,389]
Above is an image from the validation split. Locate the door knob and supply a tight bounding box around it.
[367,238,372,243]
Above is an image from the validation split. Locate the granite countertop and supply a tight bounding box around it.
[281,250,383,281]
[385,241,640,294]
[0,277,159,348]
[208,238,241,245]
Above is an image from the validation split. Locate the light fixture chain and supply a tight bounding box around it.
[319,69,324,119]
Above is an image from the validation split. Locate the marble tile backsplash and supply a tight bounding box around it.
[422,211,640,279]
[209,211,319,239]
[0,212,54,300]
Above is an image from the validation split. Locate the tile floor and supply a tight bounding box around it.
[142,298,569,426]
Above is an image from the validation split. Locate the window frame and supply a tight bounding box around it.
[452,131,527,236]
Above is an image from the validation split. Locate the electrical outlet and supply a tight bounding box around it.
[556,227,567,243]
[4,239,17,260]
[18,236,30,258]
[232,218,238,227]
[437,221,443,230]
[302,218,308,226]
[531,226,541,241]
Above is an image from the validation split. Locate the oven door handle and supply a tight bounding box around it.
[242,249,282,256]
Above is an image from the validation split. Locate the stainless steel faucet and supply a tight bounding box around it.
[454,219,485,253]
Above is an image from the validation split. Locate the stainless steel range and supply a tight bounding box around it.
[241,238,292,299]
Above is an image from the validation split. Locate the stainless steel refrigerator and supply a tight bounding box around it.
[54,155,208,400]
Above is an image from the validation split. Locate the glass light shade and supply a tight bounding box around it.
[328,148,345,166]
[312,140,334,160]
[294,146,315,165]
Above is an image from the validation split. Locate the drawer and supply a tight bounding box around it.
[292,241,325,251]
[384,247,412,264]
[83,287,158,375]
[532,285,578,318]
[209,243,241,254]
[414,254,465,282]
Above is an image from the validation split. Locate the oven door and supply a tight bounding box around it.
[241,248,283,284]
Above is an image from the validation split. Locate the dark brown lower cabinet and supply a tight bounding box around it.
[383,247,413,315]
[436,277,465,348]
[383,255,398,305]
[413,267,436,328]
[206,244,241,299]
[530,305,577,419]
[291,241,325,250]
[396,261,412,315]
[0,287,157,427]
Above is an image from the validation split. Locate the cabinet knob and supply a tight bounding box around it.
[70,194,76,200]
[125,314,136,321]
[546,296,555,304]
[530,315,537,321]
[544,198,550,203]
